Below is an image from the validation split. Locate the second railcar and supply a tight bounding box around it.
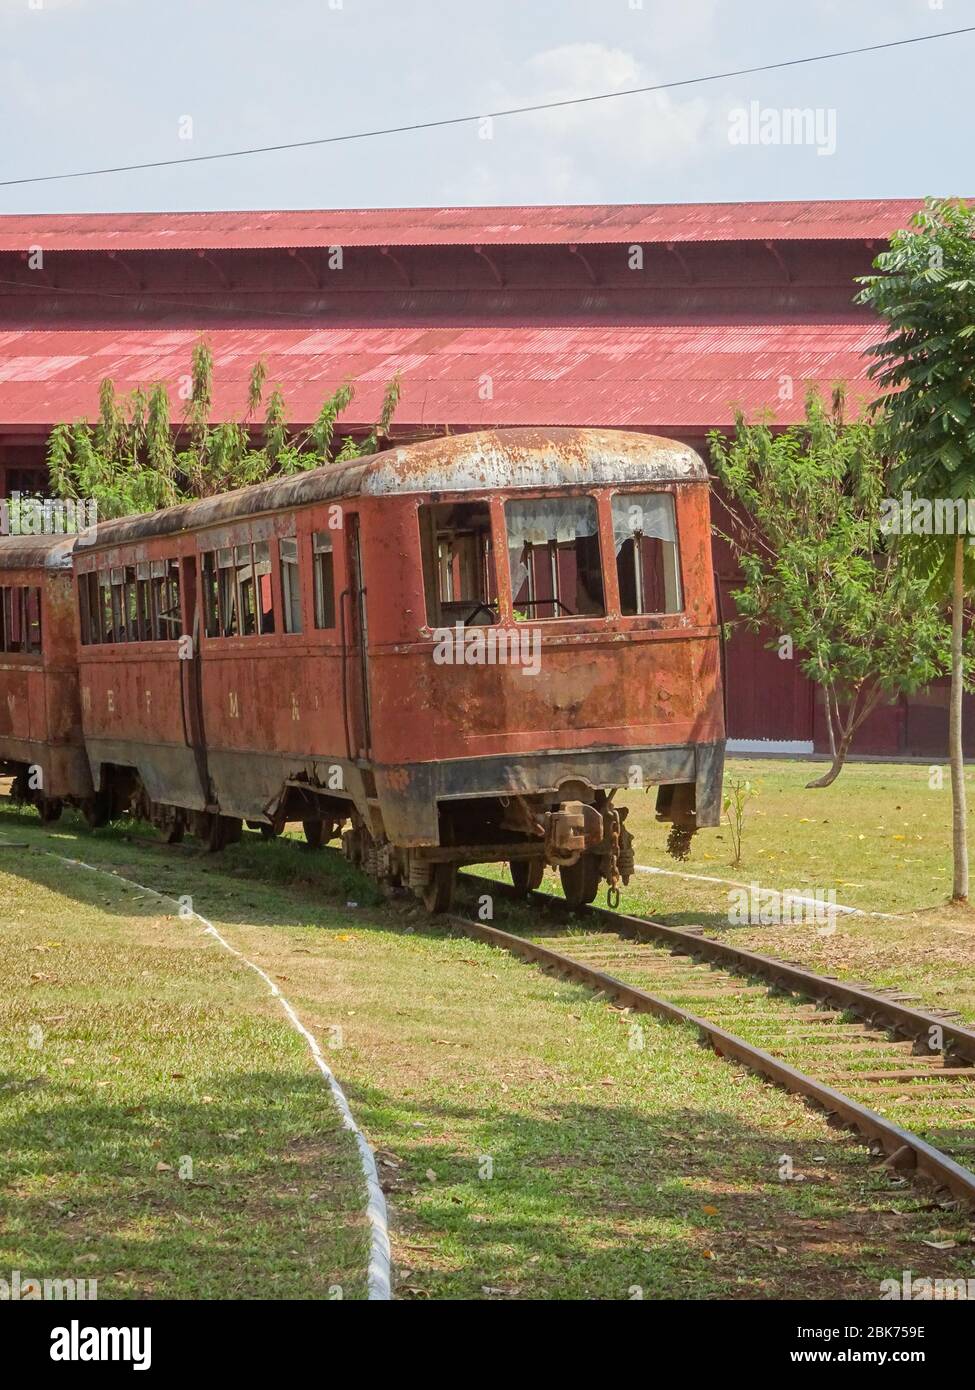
[0,535,93,820]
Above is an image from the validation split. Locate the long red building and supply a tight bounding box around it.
[0,198,961,756]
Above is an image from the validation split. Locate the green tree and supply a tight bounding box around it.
[710,389,953,788]
[857,197,975,901]
[48,339,401,519]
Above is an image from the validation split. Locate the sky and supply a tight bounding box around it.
[0,0,971,213]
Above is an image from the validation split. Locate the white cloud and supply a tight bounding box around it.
[527,41,642,95]
[446,41,718,202]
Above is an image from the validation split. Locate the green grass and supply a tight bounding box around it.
[0,845,370,1300]
[2,796,973,1300]
[630,756,975,915]
[484,757,975,1025]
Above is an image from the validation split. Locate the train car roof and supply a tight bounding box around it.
[79,428,707,550]
[0,533,77,571]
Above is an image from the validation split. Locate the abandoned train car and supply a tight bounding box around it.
[66,427,725,910]
[0,534,93,820]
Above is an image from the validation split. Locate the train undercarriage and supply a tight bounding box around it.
[8,736,720,915]
[6,765,709,917]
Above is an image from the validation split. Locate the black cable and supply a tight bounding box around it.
[1,26,972,188]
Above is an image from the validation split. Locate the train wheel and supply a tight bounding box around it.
[9,771,30,805]
[221,816,243,848]
[302,818,327,849]
[82,791,112,829]
[164,816,185,845]
[37,797,63,824]
[194,812,241,852]
[153,804,185,844]
[509,859,544,894]
[422,862,457,914]
[559,854,601,908]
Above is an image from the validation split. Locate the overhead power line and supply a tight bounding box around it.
[1,25,973,189]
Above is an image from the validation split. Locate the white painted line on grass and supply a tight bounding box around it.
[634,863,899,919]
[31,848,392,1302]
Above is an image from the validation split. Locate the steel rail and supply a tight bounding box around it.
[453,884,973,1212]
[461,873,975,1063]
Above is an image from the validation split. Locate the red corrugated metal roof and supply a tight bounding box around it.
[0,200,930,252]
[0,323,880,433]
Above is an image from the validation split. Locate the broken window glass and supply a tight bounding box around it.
[254,541,275,634]
[216,548,238,637]
[236,543,257,637]
[419,501,497,626]
[202,553,220,637]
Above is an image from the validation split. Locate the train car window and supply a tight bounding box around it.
[0,583,44,654]
[110,568,125,642]
[202,552,220,637]
[99,572,114,642]
[82,572,101,644]
[107,567,124,642]
[235,544,257,636]
[8,588,22,650]
[2,589,13,650]
[216,548,238,637]
[78,575,92,646]
[136,562,152,641]
[89,573,103,643]
[148,560,165,640]
[312,532,335,629]
[147,558,181,640]
[254,541,275,634]
[280,538,302,634]
[1,588,15,651]
[164,559,182,636]
[123,566,139,641]
[504,497,604,620]
[611,493,682,615]
[26,586,42,654]
[418,502,498,627]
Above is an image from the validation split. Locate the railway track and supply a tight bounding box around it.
[454,874,975,1210]
[16,812,975,1209]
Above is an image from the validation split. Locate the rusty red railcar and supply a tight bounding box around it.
[73,428,724,909]
[0,534,92,819]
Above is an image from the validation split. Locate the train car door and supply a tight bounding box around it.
[179,553,211,805]
[343,516,372,759]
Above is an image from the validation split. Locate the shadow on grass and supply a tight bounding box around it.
[0,801,391,931]
[0,1071,369,1301]
[0,1063,927,1303]
[344,1090,929,1301]
[0,800,852,945]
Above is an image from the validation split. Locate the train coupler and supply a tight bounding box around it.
[542,800,603,861]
